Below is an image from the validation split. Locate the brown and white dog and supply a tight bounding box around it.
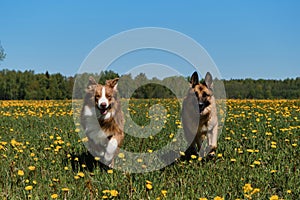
[182,71,218,157]
[80,77,124,167]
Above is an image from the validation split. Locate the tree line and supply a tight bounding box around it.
[0,69,299,100]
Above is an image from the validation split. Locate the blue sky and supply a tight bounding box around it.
[0,0,299,79]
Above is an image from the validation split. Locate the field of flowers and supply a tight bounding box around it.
[0,99,299,199]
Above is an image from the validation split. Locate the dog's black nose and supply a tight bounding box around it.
[100,102,107,108]
[199,102,205,112]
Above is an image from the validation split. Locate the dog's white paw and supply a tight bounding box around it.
[104,138,118,163]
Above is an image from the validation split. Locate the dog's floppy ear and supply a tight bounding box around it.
[190,71,199,88]
[106,78,119,91]
[204,72,213,89]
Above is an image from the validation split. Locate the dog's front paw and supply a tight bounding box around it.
[207,150,216,158]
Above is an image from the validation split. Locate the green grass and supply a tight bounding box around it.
[0,99,299,199]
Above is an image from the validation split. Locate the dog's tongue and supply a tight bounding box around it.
[100,109,108,115]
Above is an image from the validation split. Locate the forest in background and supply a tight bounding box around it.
[0,69,299,100]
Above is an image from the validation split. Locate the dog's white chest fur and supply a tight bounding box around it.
[82,105,118,163]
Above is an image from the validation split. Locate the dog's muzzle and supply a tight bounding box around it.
[98,103,111,115]
[199,102,205,113]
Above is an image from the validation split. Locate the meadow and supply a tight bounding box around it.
[0,99,299,199]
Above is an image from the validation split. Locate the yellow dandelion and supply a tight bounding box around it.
[269,195,279,200]
[110,190,119,197]
[107,169,113,174]
[75,128,80,133]
[191,155,197,159]
[179,151,185,156]
[102,195,108,199]
[251,188,260,195]
[118,153,125,159]
[247,149,254,153]
[28,166,36,171]
[243,183,253,193]
[230,158,236,162]
[199,198,208,200]
[102,190,110,194]
[74,175,80,180]
[214,196,224,200]
[18,170,24,176]
[51,194,58,199]
[137,158,143,163]
[77,172,84,177]
[286,190,292,194]
[265,132,272,136]
[161,190,167,197]
[147,149,153,153]
[292,143,297,147]
[11,139,18,146]
[225,137,231,140]
[62,188,70,192]
[64,166,69,170]
[52,178,59,182]
[146,183,153,190]
[25,185,33,191]
[94,157,100,161]
[253,161,261,165]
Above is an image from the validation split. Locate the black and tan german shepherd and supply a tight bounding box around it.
[182,71,218,157]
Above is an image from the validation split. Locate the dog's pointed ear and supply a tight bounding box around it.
[88,76,97,87]
[204,72,213,89]
[106,78,119,91]
[190,71,199,88]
